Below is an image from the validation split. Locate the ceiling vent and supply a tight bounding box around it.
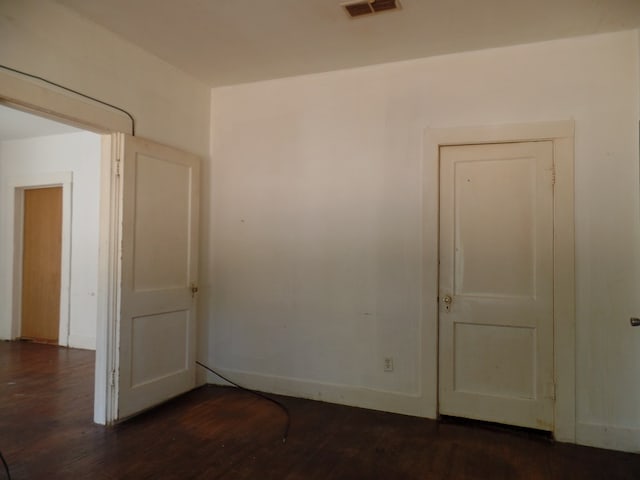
[343,0,401,18]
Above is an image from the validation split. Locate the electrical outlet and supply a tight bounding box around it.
[384,357,394,372]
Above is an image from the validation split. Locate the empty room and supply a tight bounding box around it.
[1,0,640,478]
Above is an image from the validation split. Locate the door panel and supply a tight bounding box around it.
[117,134,200,419]
[21,187,62,343]
[132,154,191,291]
[453,157,536,298]
[130,310,189,387]
[454,323,536,398]
[439,141,554,430]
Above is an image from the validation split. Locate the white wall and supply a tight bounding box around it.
[0,131,101,349]
[210,30,640,451]
[3,0,638,453]
[0,0,212,359]
[0,1,210,157]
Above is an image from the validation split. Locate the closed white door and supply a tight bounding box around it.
[116,134,200,419]
[438,141,554,430]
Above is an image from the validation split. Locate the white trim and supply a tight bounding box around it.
[576,422,640,453]
[94,134,122,425]
[1,172,73,345]
[0,73,122,426]
[206,366,424,417]
[0,69,132,134]
[422,120,576,442]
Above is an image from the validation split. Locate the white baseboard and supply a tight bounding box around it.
[204,366,430,418]
[206,369,640,453]
[576,422,640,453]
[67,334,96,350]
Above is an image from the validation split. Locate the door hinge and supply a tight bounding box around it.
[110,369,116,388]
[551,166,556,186]
[114,159,121,178]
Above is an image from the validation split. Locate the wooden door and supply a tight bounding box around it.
[116,134,200,420]
[438,141,555,430]
[21,186,62,343]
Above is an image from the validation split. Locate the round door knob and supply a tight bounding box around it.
[443,295,452,305]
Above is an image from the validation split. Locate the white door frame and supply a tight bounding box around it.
[2,173,73,345]
[0,69,133,425]
[422,121,575,442]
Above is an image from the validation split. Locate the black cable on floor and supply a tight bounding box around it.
[195,360,290,443]
[0,64,136,136]
[0,450,11,480]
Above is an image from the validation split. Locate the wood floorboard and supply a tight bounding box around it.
[1,340,639,479]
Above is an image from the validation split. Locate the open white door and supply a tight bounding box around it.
[115,133,200,420]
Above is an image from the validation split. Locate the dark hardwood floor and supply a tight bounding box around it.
[0,340,638,479]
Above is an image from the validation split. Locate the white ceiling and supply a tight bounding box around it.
[57,0,640,87]
[0,105,82,141]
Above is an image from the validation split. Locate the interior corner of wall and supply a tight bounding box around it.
[67,334,96,351]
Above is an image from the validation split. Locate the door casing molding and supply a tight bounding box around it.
[0,69,132,134]
[0,72,132,425]
[422,121,575,442]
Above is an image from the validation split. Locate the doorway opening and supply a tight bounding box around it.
[0,67,135,425]
[1,105,102,350]
[0,105,103,429]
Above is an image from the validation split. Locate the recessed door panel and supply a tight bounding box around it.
[133,154,190,292]
[454,158,536,298]
[454,323,536,398]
